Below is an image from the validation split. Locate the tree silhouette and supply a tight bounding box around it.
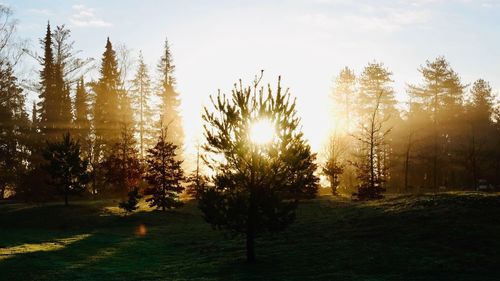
[0,60,29,199]
[102,122,142,195]
[408,57,466,189]
[353,91,391,200]
[93,38,121,154]
[38,22,58,138]
[198,73,319,262]
[43,132,89,205]
[144,122,185,211]
[119,187,142,213]
[322,134,347,195]
[157,38,183,151]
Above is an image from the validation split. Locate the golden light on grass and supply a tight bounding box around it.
[249,119,275,145]
[0,234,91,260]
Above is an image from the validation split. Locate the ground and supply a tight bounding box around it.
[1,192,499,281]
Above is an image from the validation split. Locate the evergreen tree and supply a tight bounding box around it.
[102,122,142,195]
[329,67,358,193]
[322,135,347,195]
[357,62,398,187]
[332,66,357,130]
[469,79,494,123]
[157,38,183,150]
[0,61,29,199]
[353,91,391,200]
[144,122,185,210]
[74,78,90,141]
[408,57,466,189]
[460,79,496,189]
[358,62,398,122]
[38,22,58,137]
[43,132,89,205]
[31,101,38,130]
[119,187,142,213]
[198,74,319,262]
[132,52,154,159]
[93,38,121,156]
[185,144,207,198]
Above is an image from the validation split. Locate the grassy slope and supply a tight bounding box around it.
[0,192,499,281]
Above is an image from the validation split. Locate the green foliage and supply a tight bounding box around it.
[199,73,319,261]
[0,60,29,198]
[119,187,142,213]
[43,132,89,205]
[38,24,80,139]
[37,23,58,137]
[144,126,185,211]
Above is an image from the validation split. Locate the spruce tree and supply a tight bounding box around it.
[144,122,185,210]
[43,132,89,205]
[74,77,92,165]
[119,187,142,213]
[74,78,90,140]
[157,38,183,150]
[132,52,154,159]
[38,22,58,138]
[102,122,142,195]
[93,38,121,154]
[0,61,29,199]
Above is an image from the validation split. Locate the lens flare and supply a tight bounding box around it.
[249,119,275,145]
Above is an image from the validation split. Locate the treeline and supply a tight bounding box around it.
[0,8,185,203]
[325,60,500,198]
[1,5,500,203]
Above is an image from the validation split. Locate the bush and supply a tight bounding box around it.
[119,187,142,213]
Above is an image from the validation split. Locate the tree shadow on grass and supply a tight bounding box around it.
[1,195,500,280]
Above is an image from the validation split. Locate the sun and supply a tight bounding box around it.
[249,119,275,145]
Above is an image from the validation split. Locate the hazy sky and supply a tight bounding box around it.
[6,0,500,154]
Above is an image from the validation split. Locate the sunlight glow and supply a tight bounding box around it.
[249,119,275,145]
[0,234,91,260]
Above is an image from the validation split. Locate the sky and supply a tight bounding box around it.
[5,0,500,158]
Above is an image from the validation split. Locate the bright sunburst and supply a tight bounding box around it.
[249,119,275,145]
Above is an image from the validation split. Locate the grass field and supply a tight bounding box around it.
[1,192,499,281]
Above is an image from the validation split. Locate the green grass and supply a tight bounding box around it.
[1,192,500,281]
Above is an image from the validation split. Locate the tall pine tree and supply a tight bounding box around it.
[74,77,91,156]
[38,22,58,138]
[157,38,183,151]
[93,38,121,155]
[132,52,153,159]
[408,57,466,189]
[0,61,29,198]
